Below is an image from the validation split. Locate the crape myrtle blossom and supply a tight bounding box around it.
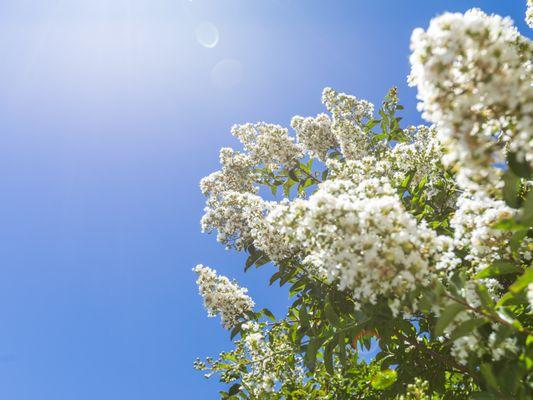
[409,8,533,190]
[194,321,305,398]
[267,172,455,307]
[321,87,375,160]
[201,191,266,251]
[451,192,532,274]
[446,285,518,365]
[291,113,337,161]
[388,125,447,192]
[231,123,303,170]
[193,264,255,329]
[238,322,303,397]
[200,148,256,204]
[250,199,299,263]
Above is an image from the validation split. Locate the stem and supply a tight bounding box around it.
[297,166,321,184]
[443,293,533,336]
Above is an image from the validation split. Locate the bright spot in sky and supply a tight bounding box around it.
[211,59,243,89]
[195,22,219,48]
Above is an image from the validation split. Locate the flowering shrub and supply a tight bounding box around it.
[193,4,533,399]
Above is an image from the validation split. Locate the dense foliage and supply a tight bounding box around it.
[193,5,533,399]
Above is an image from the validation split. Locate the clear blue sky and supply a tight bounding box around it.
[0,1,529,398]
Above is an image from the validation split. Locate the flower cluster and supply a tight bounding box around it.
[451,193,531,274]
[321,87,375,160]
[193,265,255,329]
[409,8,533,190]
[238,322,301,397]
[388,125,446,191]
[200,148,256,202]
[200,147,263,250]
[268,173,454,306]
[291,113,337,161]
[322,87,374,122]
[448,314,518,365]
[201,191,266,250]
[231,123,303,170]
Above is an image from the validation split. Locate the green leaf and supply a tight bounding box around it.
[435,303,466,337]
[475,284,495,309]
[503,170,520,208]
[520,190,533,226]
[471,392,499,400]
[510,229,529,254]
[299,305,310,329]
[230,325,241,340]
[492,218,528,231]
[508,152,532,178]
[324,340,335,375]
[269,271,280,286]
[288,169,299,182]
[245,251,263,271]
[509,267,533,294]
[228,383,241,396]
[371,369,397,390]
[261,308,276,322]
[480,363,499,391]
[337,332,347,368]
[475,261,521,279]
[304,339,319,372]
[324,302,339,325]
[449,318,487,341]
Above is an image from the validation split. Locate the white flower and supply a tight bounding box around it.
[451,192,530,275]
[409,8,533,189]
[268,170,453,306]
[321,87,375,159]
[193,264,255,329]
[388,125,451,197]
[451,334,483,365]
[322,87,374,121]
[291,113,337,161]
[201,191,266,250]
[200,147,256,204]
[232,122,303,170]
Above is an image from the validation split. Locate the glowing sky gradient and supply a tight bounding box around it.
[0,1,529,398]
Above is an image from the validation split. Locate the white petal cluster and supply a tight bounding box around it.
[451,193,531,273]
[322,87,374,122]
[200,148,256,203]
[409,8,533,188]
[451,334,483,365]
[250,199,298,262]
[201,191,266,250]
[489,331,518,361]
[291,113,337,161]
[193,265,255,329]
[388,126,446,191]
[231,123,303,170]
[268,173,453,306]
[238,322,302,397]
[322,87,374,160]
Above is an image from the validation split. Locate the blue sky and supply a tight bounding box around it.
[0,1,529,398]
